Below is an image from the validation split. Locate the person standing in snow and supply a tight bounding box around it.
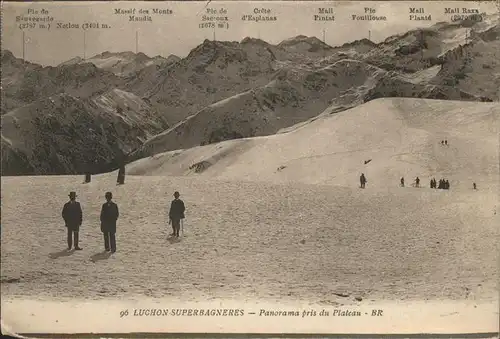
[430,178,436,189]
[100,192,119,253]
[359,173,367,189]
[169,191,186,237]
[62,191,83,251]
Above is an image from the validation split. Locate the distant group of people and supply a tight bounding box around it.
[60,190,186,252]
[358,139,482,191]
[400,176,450,189]
[400,176,422,188]
[434,178,450,190]
[360,173,476,191]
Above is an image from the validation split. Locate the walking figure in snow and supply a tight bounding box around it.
[441,140,444,145]
[400,177,405,187]
[359,173,367,189]
[473,182,477,190]
[445,180,450,190]
[169,191,186,238]
[444,140,448,146]
[100,192,119,253]
[62,191,83,251]
[415,177,420,188]
[117,165,125,185]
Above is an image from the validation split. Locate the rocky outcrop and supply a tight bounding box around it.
[1,92,168,175]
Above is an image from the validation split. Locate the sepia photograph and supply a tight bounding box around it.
[1,0,499,336]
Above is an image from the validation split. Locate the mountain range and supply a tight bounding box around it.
[1,14,499,175]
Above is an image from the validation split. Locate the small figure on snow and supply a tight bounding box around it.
[359,173,367,189]
[415,177,420,188]
[400,177,405,187]
[169,191,186,238]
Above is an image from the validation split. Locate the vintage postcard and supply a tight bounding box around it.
[1,0,499,337]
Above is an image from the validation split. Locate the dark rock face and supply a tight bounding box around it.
[1,94,168,175]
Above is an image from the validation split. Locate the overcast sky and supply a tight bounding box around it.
[2,1,498,66]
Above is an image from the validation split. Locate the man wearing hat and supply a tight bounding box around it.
[100,192,119,252]
[169,191,185,237]
[62,191,83,250]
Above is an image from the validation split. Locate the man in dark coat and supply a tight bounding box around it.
[169,191,185,237]
[100,192,119,252]
[62,191,83,251]
[400,177,405,187]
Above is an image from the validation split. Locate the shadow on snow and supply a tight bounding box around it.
[90,251,112,263]
[48,249,75,259]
